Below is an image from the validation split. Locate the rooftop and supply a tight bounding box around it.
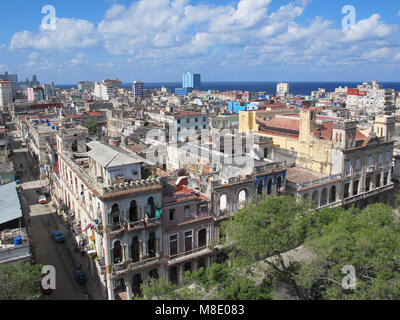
[286,167,327,185]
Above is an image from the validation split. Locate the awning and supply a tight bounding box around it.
[0,181,23,225]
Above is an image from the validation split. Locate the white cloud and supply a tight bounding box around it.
[10,18,99,50]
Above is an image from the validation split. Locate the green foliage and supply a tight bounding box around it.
[83,119,98,135]
[0,262,43,300]
[142,263,273,300]
[297,203,400,300]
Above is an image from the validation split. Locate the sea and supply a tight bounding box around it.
[55,81,400,97]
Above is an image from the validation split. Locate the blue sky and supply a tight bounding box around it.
[1,0,400,83]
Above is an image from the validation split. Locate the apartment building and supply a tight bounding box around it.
[276,82,290,100]
[27,87,45,102]
[0,81,12,107]
[162,176,213,286]
[55,134,163,300]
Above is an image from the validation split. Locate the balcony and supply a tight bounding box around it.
[112,256,161,276]
[165,246,213,266]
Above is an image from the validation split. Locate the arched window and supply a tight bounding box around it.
[312,191,319,207]
[149,269,159,280]
[320,188,328,206]
[129,201,138,222]
[219,194,227,213]
[257,180,263,195]
[329,186,336,203]
[147,197,155,218]
[238,190,247,209]
[198,229,207,248]
[111,204,120,226]
[276,177,283,194]
[267,179,272,195]
[131,237,140,263]
[113,241,122,264]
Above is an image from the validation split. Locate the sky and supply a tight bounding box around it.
[1,0,400,83]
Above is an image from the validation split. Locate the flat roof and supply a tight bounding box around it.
[286,167,328,185]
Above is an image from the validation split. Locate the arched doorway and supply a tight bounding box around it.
[132,274,143,297]
[131,237,140,263]
[129,201,138,222]
[113,241,123,264]
[276,177,283,194]
[257,180,263,195]
[147,197,155,218]
[238,190,247,209]
[148,232,156,258]
[198,229,207,248]
[320,188,328,207]
[219,194,227,214]
[111,204,120,226]
[169,267,178,285]
[312,191,319,207]
[149,268,159,280]
[267,179,273,195]
[329,186,336,203]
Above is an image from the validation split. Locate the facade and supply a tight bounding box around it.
[94,82,115,101]
[277,82,290,100]
[78,81,95,93]
[175,88,192,96]
[55,136,164,300]
[0,72,17,100]
[0,81,13,107]
[162,177,213,286]
[27,87,45,102]
[183,72,201,90]
[132,81,144,99]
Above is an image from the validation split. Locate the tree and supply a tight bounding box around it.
[141,263,273,300]
[296,203,400,300]
[223,195,315,299]
[84,119,98,135]
[0,262,43,300]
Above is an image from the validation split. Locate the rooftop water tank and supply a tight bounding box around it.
[14,236,23,246]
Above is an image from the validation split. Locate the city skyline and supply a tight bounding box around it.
[1,0,400,83]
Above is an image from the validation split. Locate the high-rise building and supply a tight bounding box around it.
[0,72,18,100]
[27,87,44,102]
[78,81,95,93]
[94,81,115,101]
[132,81,144,99]
[0,81,12,107]
[276,82,290,100]
[183,72,201,90]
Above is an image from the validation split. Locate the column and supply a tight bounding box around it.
[178,265,184,287]
[125,277,132,300]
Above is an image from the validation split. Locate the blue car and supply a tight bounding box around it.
[74,269,86,285]
[52,230,65,243]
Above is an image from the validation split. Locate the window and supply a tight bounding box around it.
[186,118,190,123]
[345,160,351,173]
[184,205,191,218]
[203,125,207,129]
[169,209,175,221]
[368,155,373,166]
[378,154,383,164]
[195,118,198,122]
[184,231,193,252]
[198,229,207,248]
[169,235,178,256]
[386,151,391,162]
[177,119,181,124]
[355,158,361,171]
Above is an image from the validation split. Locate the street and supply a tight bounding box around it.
[9,128,105,300]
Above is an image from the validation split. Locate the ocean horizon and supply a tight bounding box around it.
[55,81,400,96]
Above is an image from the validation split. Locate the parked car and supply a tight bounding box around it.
[74,268,86,285]
[38,195,47,204]
[52,230,65,243]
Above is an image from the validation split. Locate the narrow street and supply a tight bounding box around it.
[9,127,105,300]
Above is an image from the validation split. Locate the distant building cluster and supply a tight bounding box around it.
[1,70,400,300]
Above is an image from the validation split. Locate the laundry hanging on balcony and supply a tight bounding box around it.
[155,208,162,219]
